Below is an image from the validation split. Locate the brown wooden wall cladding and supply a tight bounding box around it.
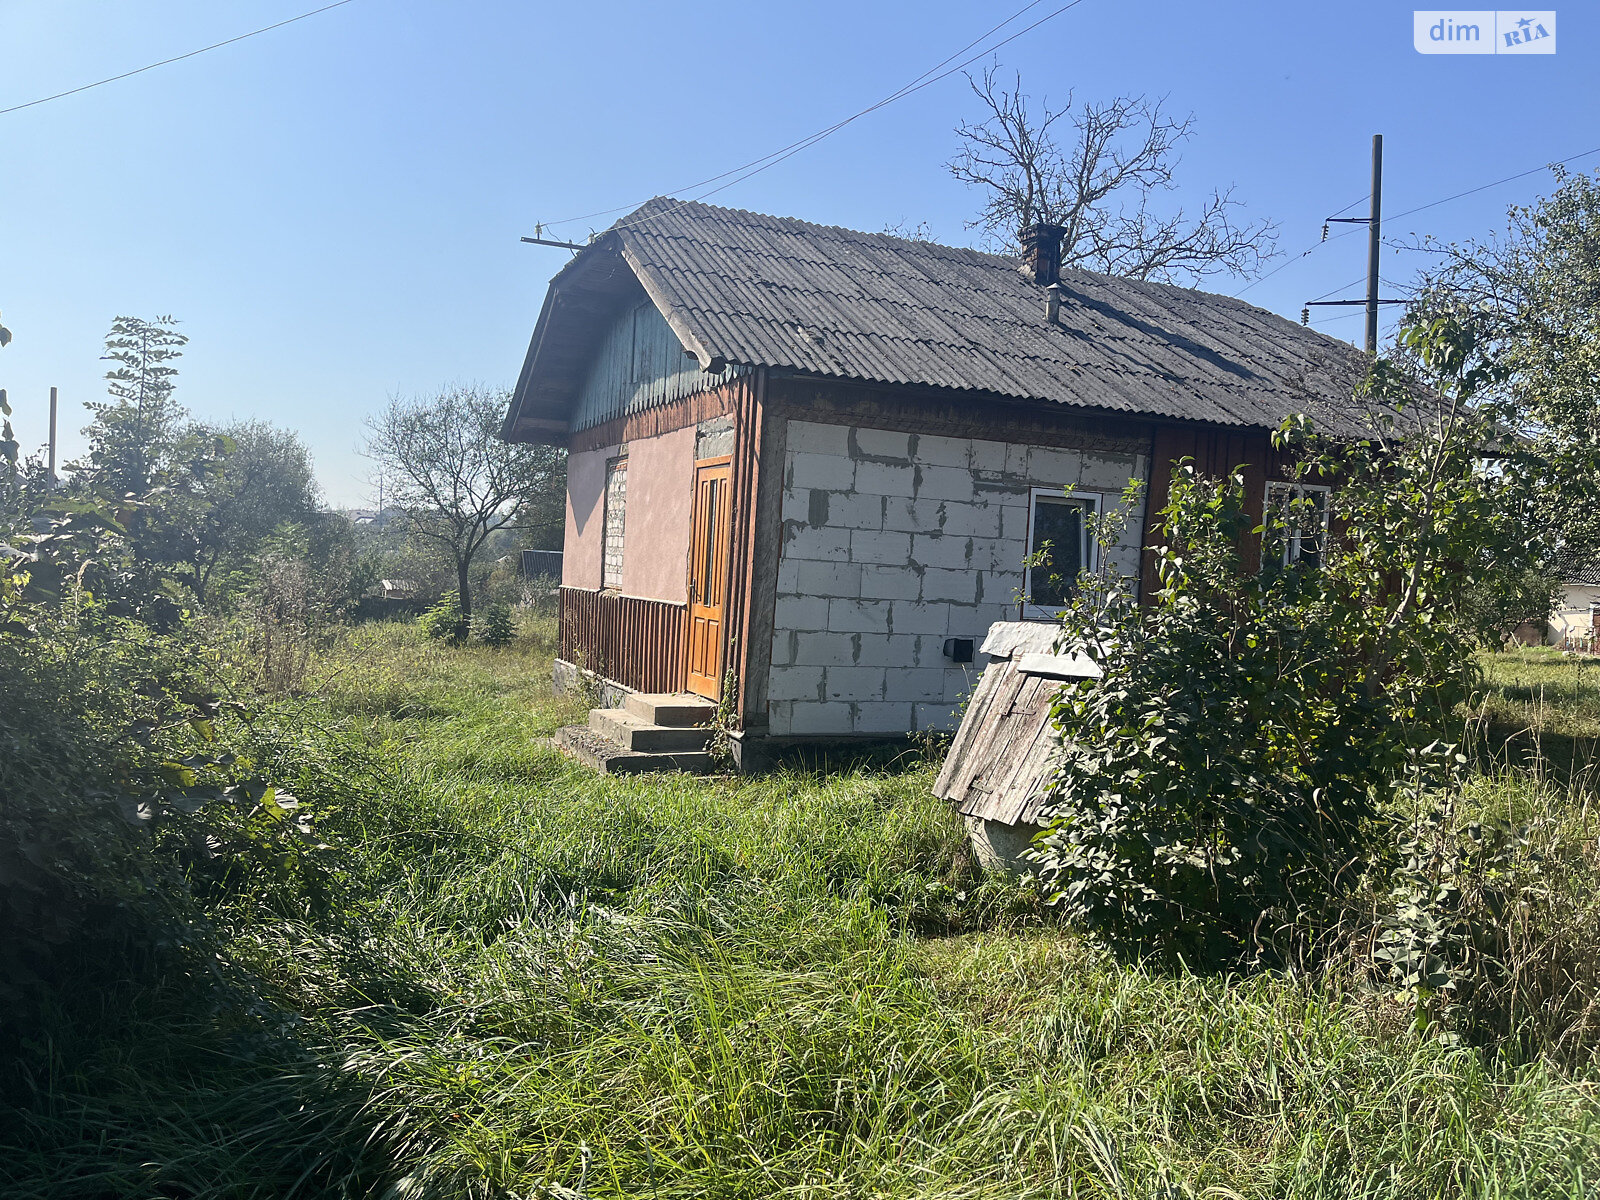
[1139,424,1298,599]
[559,586,687,694]
[567,378,748,454]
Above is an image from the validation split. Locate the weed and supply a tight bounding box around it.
[5,628,1600,1197]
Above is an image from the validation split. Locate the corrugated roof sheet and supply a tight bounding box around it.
[509,197,1385,438]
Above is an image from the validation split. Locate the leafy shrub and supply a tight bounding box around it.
[1033,321,1526,965]
[1032,468,1430,962]
[0,471,333,1037]
[1354,762,1600,1057]
[472,602,514,646]
[418,592,466,642]
[0,605,334,1027]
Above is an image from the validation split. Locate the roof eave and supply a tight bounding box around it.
[502,232,638,443]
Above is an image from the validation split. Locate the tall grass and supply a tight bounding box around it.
[4,623,1599,1198]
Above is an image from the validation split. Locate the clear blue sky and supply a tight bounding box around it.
[1,1,1594,506]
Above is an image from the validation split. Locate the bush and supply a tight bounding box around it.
[472,602,514,646]
[1033,321,1527,965]
[1032,468,1431,963]
[1349,759,1600,1057]
[418,592,466,642]
[0,603,336,1034]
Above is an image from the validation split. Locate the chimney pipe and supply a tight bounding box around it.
[1045,283,1063,324]
[1020,223,1065,286]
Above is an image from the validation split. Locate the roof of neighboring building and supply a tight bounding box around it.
[504,197,1384,441]
[1556,555,1600,587]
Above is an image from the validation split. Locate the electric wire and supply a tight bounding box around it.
[1307,275,1367,303]
[1236,145,1600,300]
[0,0,362,118]
[543,0,1093,237]
[542,0,1060,231]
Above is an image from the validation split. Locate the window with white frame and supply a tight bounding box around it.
[1023,488,1098,617]
[602,456,628,589]
[1264,481,1330,569]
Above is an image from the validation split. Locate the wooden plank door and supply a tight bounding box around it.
[685,457,734,699]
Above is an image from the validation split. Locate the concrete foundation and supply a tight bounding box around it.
[553,657,633,710]
[964,814,1045,875]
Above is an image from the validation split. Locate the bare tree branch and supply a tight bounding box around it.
[947,67,1277,284]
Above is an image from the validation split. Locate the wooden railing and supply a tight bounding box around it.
[558,587,687,694]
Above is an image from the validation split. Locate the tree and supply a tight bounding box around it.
[365,385,565,621]
[73,318,323,607]
[1,313,13,478]
[1402,166,1600,569]
[83,316,189,495]
[948,67,1276,283]
[146,420,320,605]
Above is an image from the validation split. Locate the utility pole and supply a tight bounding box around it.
[1365,134,1384,355]
[48,386,58,488]
[1304,134,1404,352]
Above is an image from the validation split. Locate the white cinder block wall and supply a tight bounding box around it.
[766,420,1147,736]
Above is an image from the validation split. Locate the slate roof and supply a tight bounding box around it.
[1555,554,1600,587]
[505,197,1382,439]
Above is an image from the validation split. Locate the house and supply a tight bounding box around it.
[1551,562,1600,650]
[520,549,564,581]
[501,198,1377,767]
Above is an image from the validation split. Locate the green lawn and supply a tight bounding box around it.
[6,624,1600,1198]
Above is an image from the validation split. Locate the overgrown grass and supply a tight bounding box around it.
[5,624,1600,1197]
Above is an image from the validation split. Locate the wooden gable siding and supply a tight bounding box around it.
[571,296,749,433]
[1139,423,1298,599]
[568,382,742,455]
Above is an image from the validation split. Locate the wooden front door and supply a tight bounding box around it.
[685,457,734,699]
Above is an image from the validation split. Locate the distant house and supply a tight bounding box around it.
[520,549,564,580]
[346,506,408,531]
[1551,562,1600,649]
[379,578,419,601]
[502,198,1377,766]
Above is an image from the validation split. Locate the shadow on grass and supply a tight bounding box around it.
[1476,720,1600,790]
[0,974,400,1200]
[759,736,947,779]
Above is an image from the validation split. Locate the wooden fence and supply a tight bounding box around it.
[558,587,687,695]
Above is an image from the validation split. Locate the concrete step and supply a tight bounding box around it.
[589,708,713,753]
[625,691,717,727]
[555,725,712,776]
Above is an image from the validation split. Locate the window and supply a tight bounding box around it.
[695,473,722,606]
[1024,488,1098,618]
[1265,481,1330,568]
[602,456,628,589]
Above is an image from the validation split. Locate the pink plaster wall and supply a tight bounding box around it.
[621,425,696,603]
[561,427,696,603]
[563,442,618,591]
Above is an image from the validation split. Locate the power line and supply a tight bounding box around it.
[1235,143,1600,302]
[1230,191,1370,298]
[0,0,362,118]
[543,0,1060,231]
[1387,143,1600,224]
[1307,274,1367,303]
[541,0,1092,236]
[1327,193,1370,220]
